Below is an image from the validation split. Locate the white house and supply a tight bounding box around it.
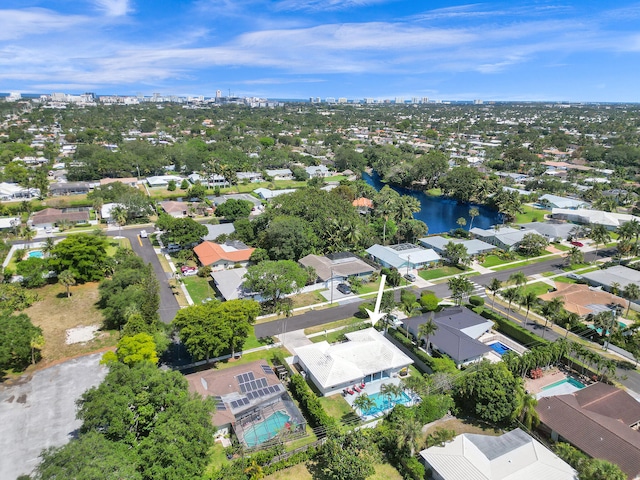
[294,328,413,396]
[420,428,577,480]
[365,243,440,270]
[305,165,331,178]
[265,168,293,181]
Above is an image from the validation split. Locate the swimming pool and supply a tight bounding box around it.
[28,250,43,258]
[488,341,512,356]
[360,390,411,416]
[542,377,586,390]
[243,411,291,447]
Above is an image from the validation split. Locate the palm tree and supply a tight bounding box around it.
[468,207,479,230]
[515,393,540,430]
[502,287,521,314]
[509,271,527,288]
[380,382,403,410]
[58,270,76,298]
[111,205,128,237]
[589,224,611,262]
[21,225,36,249]
[521,291,538,327]
[488,278,502,309]
[541,297,564,339]
[352,392,376,417]
[396,415,423,457]
[623,283,640,317]
[566,246,584,266]
[418,319,438,353]
[244,460,264,480]
[42,236,56,257]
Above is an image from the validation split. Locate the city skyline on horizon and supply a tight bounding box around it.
[2,1,640,102]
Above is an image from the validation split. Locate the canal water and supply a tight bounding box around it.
[362,170,501,234]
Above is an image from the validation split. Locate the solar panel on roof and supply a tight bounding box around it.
[230,400,238,409]
[217,404,227,411]
[261,365,274,374]
[240,384,246,393]
[248,372,255,380]
[242,397,249,405]
[251,380,257,390]
[242,373,249,382]
[260,378,268,387]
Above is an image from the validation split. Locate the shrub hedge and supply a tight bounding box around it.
[289,375,338,435]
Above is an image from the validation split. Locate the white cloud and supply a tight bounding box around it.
[0,8,89,40]
[94,0,131,17]
[273,0,392,12]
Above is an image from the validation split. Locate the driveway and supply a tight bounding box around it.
[0,354,107,479]
[107,227,179,323]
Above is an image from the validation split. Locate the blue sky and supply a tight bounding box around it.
[1,0,640,101]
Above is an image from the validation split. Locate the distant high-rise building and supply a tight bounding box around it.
[326,97,336,104]
[474,99,484,105]
[364,98,374,104]
[6,92,21,102]
[395,97,404,104]
[215,90,222,98]
[411,97,420,104]
[338,97,347,104]
[422,97,429,104]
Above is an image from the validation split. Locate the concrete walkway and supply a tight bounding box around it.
[276,329,312,352]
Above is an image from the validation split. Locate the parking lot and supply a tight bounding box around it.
[0,354,107,479]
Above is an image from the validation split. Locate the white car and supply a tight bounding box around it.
[140,230,148,238]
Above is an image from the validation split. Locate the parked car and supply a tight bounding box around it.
[570,241,584,247]
[167,243,181,252]
[404,273,416,282]
[180,265,197,276]
[140,230,148,238]
[336,283,352,294]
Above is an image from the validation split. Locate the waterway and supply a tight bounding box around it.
[362,170,501,234]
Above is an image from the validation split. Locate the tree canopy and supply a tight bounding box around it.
[243,260,309,308]
[49,233,109,283]
[0,312,43,376]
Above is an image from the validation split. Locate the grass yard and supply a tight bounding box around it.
[213,347,291,369]
[106,236,131,256]
[205,442,230,476]
[182,275,215,304]
[290,291,327,308]
[515,204,548,224]
[492,254,561,272]
[520,282,555,297]
[264,461,402,480]
[318,394,353,424]
[552,243,570,251]
[23,282,118,367]
[422,417,502,439]
[304,316,363,336]
[554,276,578,284]
[419,265,467,280]
[481,255,509,268]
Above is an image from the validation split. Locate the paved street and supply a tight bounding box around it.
[107,227,179,324]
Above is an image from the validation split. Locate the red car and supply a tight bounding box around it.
[180,266,197,276]
[570,241,584,247]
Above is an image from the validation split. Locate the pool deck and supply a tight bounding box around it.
[524,367,566,395]
[342,376,420,420]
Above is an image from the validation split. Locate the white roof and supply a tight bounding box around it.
[552,208,640,228]
[540,194,589,209]
[294,328,413,389]
[0,217,20,229]
[420,428,577,480]
[253,188,296,199]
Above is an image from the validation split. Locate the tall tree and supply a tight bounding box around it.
[58,270,76,298]
[488,278,502,309]
[468,207,479,230]
[49,233,109,283]
[418,319,438,353]
[589,224,611,261]
[243,260,308,309]
[623,283,640,317]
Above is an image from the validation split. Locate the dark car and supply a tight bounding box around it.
[570,241,584,247]
[336,283,352,294]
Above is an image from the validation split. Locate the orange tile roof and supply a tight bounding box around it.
[539,283,627,317]
[194,241,254,266]
[352,197,373,208]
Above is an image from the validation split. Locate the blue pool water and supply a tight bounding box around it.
[488,341,512,356]
[360,390,411,416]
[542,377,586,391]
[243,411,291,447]
[28,250,43,258]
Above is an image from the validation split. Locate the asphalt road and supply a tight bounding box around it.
[106,227,180,324]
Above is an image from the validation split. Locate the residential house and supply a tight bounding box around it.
[99,177,138,187]
[403,307,494,366]
[536,383,640,479]
[365,243,441,270]
[298,252,375,284]
[30,208,89,229]
[146,175,184,187]
[203,223,235,242]
[253,188,296,200]
[418,236,496,256]
[305,165,331,178]
[265,168,293,181]
[352,197,374,214]
[188,173,228,187]
[186,361,306,447]
[49,181,91,196]
[539,283,628,318]
[420,428,577,480]
[236,172,263,183]
[581,266,640,293]
[210,267,250,301]
[212,193,262,209]
[194,240,255,271]
[0,182,39,200]
[517,222,576,242]
[470,226,540,251]
[539,194,590,210]
[0,217,20,231]
[551,208,640,230]
[100,203,125,222]
[293,328,413,396]
[160,200,190,218]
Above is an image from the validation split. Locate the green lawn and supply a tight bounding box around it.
[515,204,549,224]
[419,265,467,280]
[554,276,578,284]
[182,275,215,304]
[492,254,561,272]
[553,243,570,251]
[520,282,555,297]
[481,255,508,268]
[318,394,354,425]
[213,347,290,369]
[304,316,363,336]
